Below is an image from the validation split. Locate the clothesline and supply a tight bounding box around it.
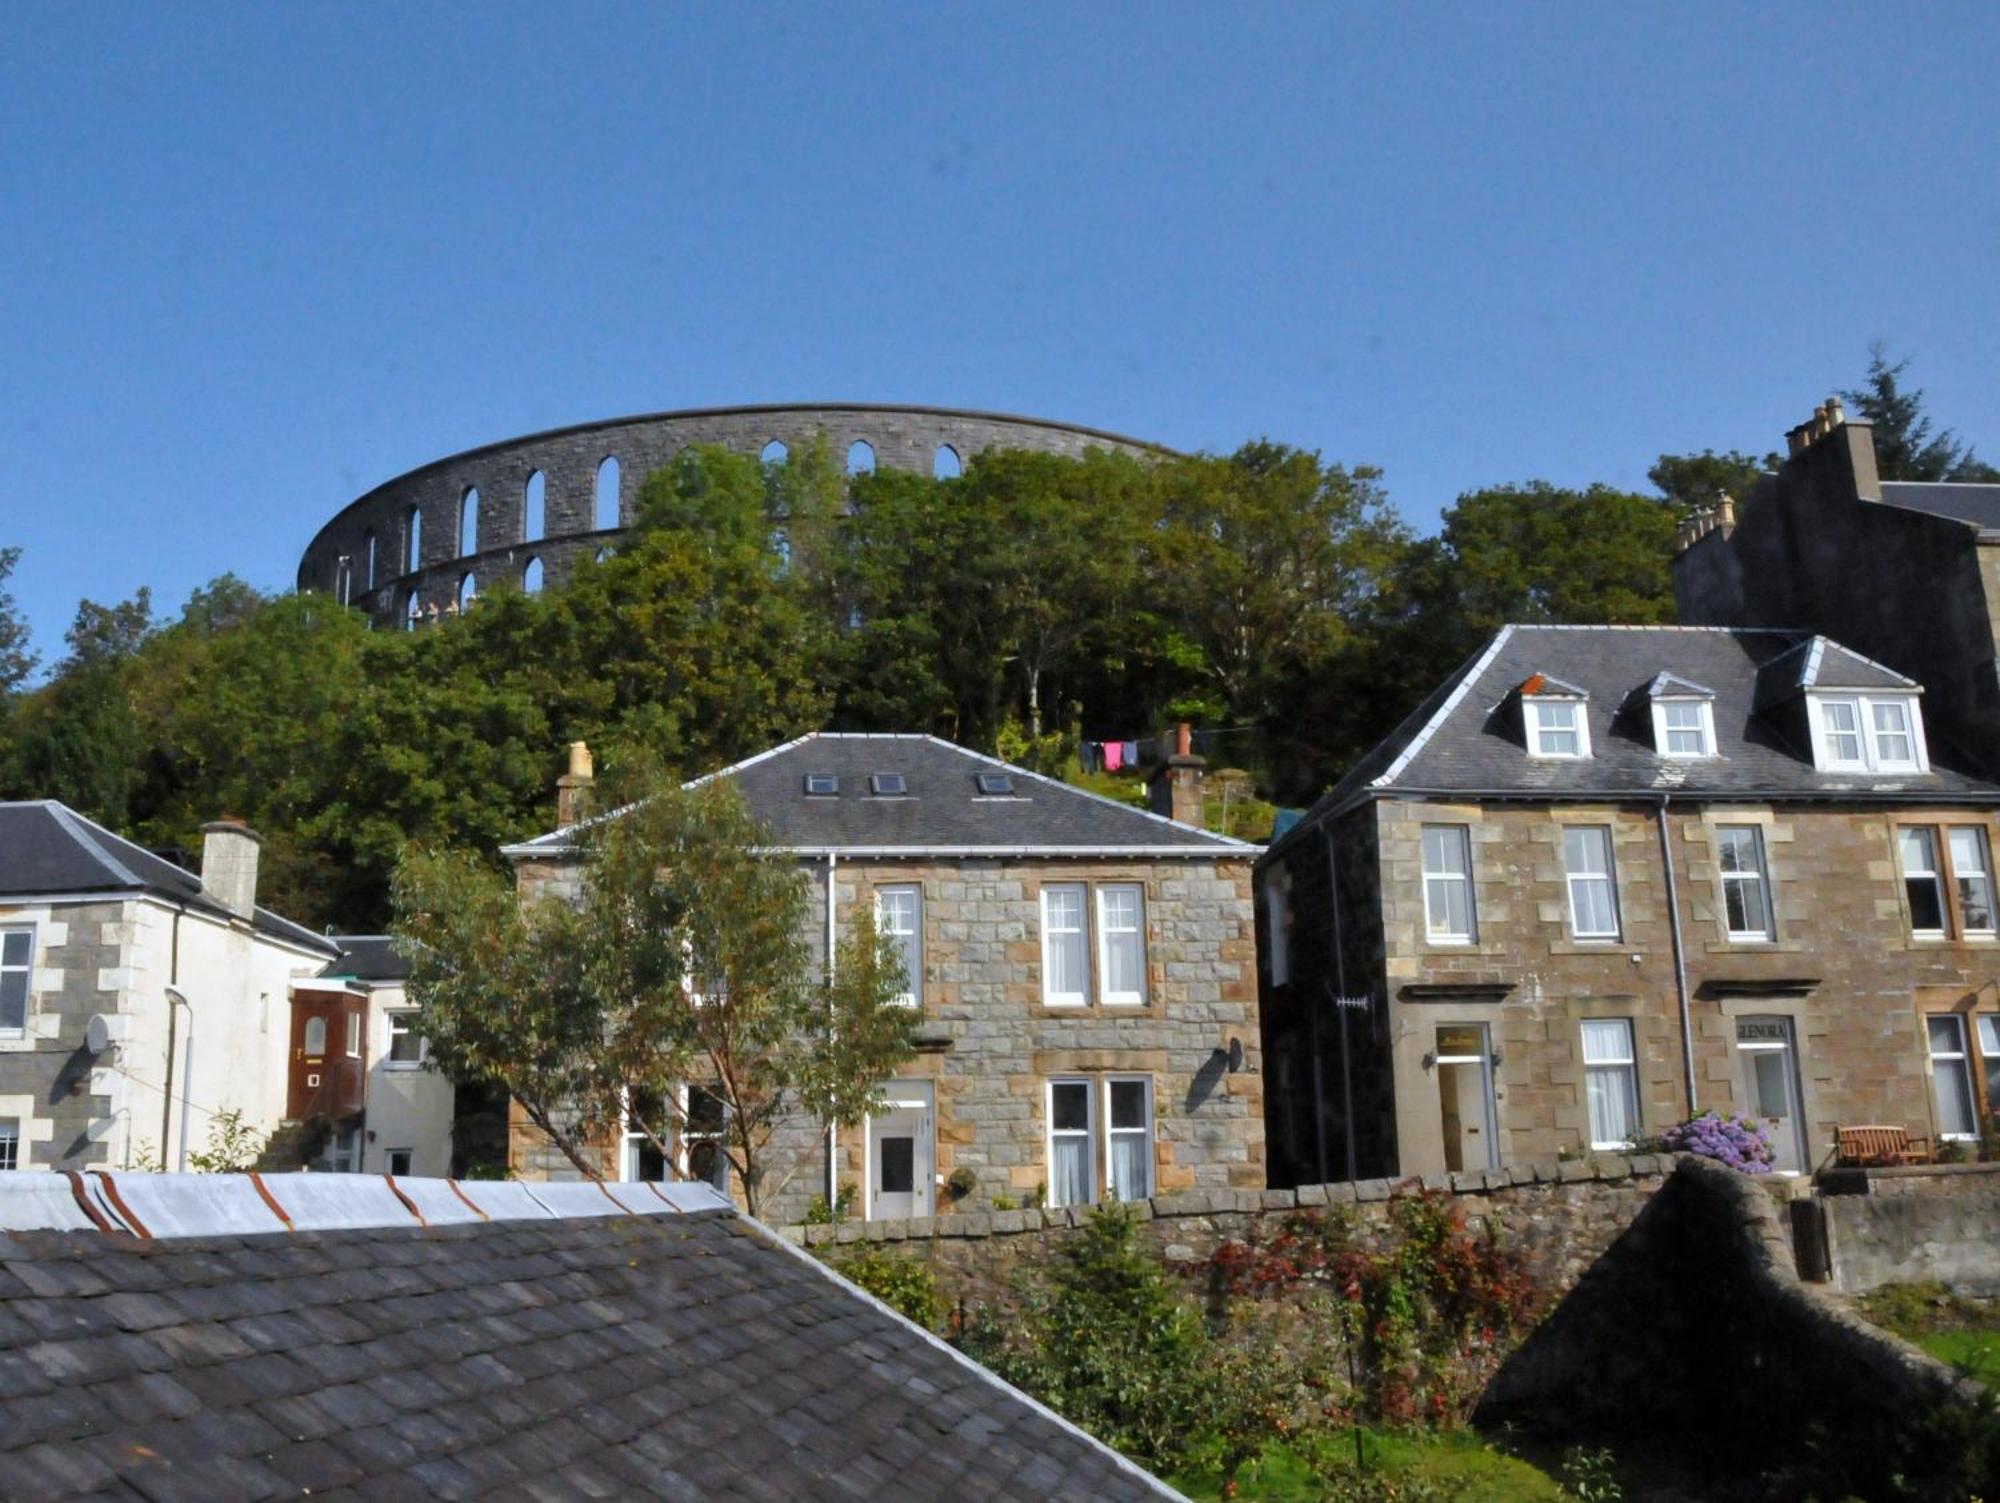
[1078,726,1256,774]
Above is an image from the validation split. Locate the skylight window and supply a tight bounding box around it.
[870,773,908,796]
[804,774,839,796]
[975,773,1014,796]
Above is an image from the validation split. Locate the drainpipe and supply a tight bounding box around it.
[1656,794,1699,1114]
[825,851,839,1205]
[159,905,185,1168]
[1322,824,1358,1184]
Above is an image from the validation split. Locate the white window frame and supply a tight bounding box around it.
[1652,698,1715,759]
[1949,827,1998,938]
[677,1082,729,1191]
[345,1010,362,1059]
[1900,826,1949,937]
[1095,885,1147,1007]
[1562,825,1621,941]
[1040,884,1090,1006]
[1927,1014,1979,1141]
[875,885,923,1009]
[0,926,33,1036]
[1809,694,1928,774]
[384,1010,427,1069]
[1716,825,1774,942]
[1103,1075,1154,1202]
[1980,1016,2000,1119]
[1525,697,1591,760]
[1581,1019,1640,1151]
[1046,1077,1097,1208]
[1421,825,1476,945]
[0,1119,17,1172]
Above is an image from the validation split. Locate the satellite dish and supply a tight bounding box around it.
[86,1014,114,1055]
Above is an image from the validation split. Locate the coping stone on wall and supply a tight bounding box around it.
[779,1156,1675,1244]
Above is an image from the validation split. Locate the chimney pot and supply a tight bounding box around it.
[199,819,263,920]
[557,740,595,828]
[1827,395,1845,425]
[1146,722,1207,828]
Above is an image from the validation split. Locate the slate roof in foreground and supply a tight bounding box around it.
[1267,624,2000,861]
[1878,480,2000,532]
[0,1171,1180,1502]
[506,733,1253,858]
[0,801,336,956]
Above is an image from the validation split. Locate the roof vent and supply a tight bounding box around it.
[869,773,908,797]
[975,773,1014,796]
[804,774,839,797]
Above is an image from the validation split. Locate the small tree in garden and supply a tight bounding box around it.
[393,757,917,1216]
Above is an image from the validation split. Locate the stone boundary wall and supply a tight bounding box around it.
[298,403,1165,625]
[781,1153,1678,1311]
[1822,1160,2000,1295]
[1478,1157,1984,1500]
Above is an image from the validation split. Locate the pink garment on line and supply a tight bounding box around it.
[1102,741,1123,772]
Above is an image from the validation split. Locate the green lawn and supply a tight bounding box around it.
[1856,1281,2000,1386]
[1170,1428,1567,1502]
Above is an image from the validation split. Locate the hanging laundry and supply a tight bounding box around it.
[1080,742,1099,774]
[1102,741,1124,772]
[1119,740,1140,767]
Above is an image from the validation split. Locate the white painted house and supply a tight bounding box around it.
[0,802,339,1171]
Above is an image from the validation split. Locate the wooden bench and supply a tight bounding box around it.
[1834,1124,1934,1167]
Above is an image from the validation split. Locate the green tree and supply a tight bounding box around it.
[1147,442,1408,729]
[0,548,36,698]
[1844,344,2000,482]
[60,587,154,673]
[1647,449,1775,515]
[393,760,915,1215]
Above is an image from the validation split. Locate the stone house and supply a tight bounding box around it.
[502,732,1264,1226]
[0,802,338,1172]
[1675,397,2000,777]
[1257,625,2000,1184]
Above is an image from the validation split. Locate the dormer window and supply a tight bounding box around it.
[1520,674,1590,759]
[804,774,839,797]
[870,773,908,797]
[1654,700,1715,759]
[1808,694,1927,774]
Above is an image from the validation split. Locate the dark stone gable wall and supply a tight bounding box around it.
[298,405,1162,627]
[1674,422,2000,777]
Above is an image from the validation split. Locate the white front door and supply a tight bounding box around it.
[868,1083,934,1220]
[1736,1016,1807,1173]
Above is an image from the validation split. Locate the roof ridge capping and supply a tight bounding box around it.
[0,1170,732,1238]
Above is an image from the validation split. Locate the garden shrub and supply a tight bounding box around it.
[1655,1111,1772,1173]
[832,1247,943,1330]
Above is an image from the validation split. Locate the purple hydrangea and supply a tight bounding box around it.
[1660,1111,1775,1174]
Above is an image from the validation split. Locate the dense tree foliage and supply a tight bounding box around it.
[0,549,35,699]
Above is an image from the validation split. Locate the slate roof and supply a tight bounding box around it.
[319,935,410,984]
[1267,624,2000,861]
[506,734,1253,858]
[0,801,336,956]
[1879,481,2000,532]
[0,1171,1180,1502]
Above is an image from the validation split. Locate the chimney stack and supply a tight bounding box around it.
[557,741,595,828]
[1146,722,1207,828]
[199,818,262,920]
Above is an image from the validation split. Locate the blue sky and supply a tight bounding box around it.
[3,5,1996,666]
